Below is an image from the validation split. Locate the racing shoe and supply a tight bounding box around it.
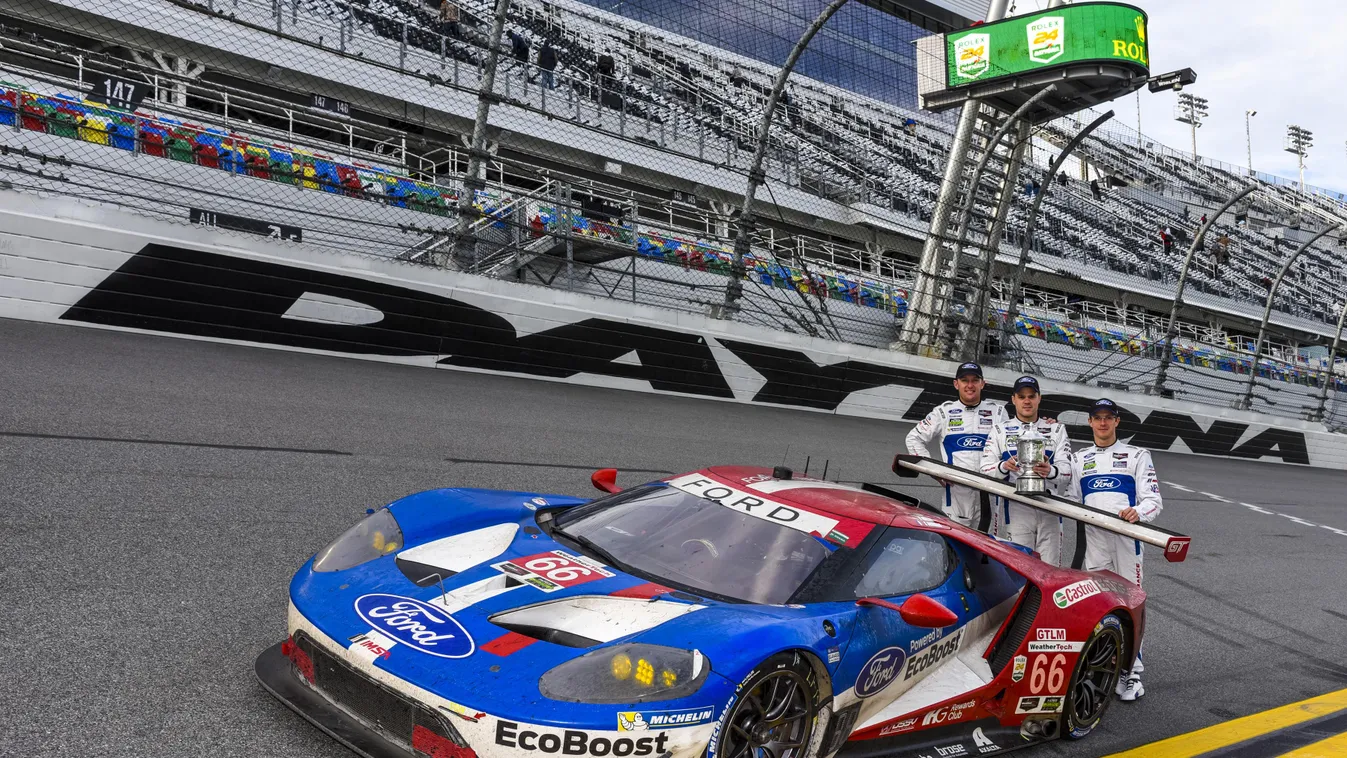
[1116,674,1144,701]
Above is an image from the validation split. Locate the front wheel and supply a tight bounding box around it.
[710,652,821,758]
[1062,614,1126,740]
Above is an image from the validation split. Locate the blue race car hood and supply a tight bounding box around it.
[289,488,785,728]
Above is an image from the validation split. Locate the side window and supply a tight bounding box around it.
[851,528,955,599]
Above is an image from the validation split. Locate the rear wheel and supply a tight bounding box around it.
[1063,614,1126,740]
[711,652,821,758]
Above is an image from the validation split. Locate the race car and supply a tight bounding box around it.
[256,455,1191,758]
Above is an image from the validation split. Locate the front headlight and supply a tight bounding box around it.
[539,643,710,703]
[312,508,403,572]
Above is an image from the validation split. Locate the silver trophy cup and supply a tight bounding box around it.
[1015,425,1048,495]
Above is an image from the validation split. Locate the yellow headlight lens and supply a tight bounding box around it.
[635,658,654,686]
[661,669,677,687]
[611,653,633,680]
[372,531,400,554]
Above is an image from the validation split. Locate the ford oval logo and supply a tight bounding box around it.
[1089,477,1121,490]
[855,646,907,698]
[353,594,474,659]
[956,437,985,449]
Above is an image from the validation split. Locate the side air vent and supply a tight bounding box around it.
[988,584,1041,675]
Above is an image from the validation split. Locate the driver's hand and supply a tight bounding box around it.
[1003,455,1020,473]
[1119,507,1140,523]
[1031,461,1053,477]
[933,476,950,488]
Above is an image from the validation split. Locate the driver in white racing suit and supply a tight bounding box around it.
[905,362,1008,530]
[1064,398,1162,703]
[978,375,1072,564]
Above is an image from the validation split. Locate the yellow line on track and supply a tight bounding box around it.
[1102,688,1347,758]
[1278,731,1347,758]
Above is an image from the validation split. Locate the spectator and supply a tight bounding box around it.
[596,48,616,92]
[536,41,557,89]
[903,117,917,137]
[1057,171,1069,186]
[1200,213,1207,225]
[1024,179,1035,198]
[1159,226,1172,254]
[1031,179,1041,196]
[1090,178,1101,200]
[507,30,530,71]
[439,0,459,38]
[779,89,800,128]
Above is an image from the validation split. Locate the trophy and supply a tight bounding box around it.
[1015,425,1048,494]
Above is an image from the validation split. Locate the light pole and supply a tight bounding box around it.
[1285,124,1313,194]
[1175,93,1208,158]
[1245,109,1256,175]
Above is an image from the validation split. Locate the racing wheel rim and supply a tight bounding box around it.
[721,667,815,758]
[1065,615,1124,738]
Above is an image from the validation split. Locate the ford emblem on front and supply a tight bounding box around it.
[353,594,475,658]
[1088,477,1121,490]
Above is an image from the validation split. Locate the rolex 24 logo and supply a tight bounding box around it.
[1027,16,1064,63]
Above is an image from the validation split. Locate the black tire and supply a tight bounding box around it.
[1062,614,1127,740]
[709,652,821,758]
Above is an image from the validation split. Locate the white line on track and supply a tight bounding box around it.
[1200,491,1231,502]
[1171,482,1346,539]
[1167,483,1194,492]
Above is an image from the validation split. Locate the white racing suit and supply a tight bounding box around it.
[1065,442,1163,679]
[905,399,1008,530]
[979,418,1072,565]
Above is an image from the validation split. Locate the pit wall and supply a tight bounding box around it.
[0,192,1338,469]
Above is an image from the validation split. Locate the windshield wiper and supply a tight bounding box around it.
[552,527,628,574]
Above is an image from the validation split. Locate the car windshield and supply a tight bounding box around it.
[553,485,834,605]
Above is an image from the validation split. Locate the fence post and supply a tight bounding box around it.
[1313,299,1347,423]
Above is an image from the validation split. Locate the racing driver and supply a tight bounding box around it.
[1064,398,1162,702]
[905,362,1008,530]
[978,375,1072,564]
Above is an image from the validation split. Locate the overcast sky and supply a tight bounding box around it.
[1016,0,1347,194]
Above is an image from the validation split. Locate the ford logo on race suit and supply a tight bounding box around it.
[353,594,474,658]
[1088,477,1122,490]
[956,436,985,449]
[855,646,907,698]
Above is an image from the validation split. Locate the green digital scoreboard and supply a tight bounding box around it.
[945,2,1149,89]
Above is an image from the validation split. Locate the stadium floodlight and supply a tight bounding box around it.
[1245,110,1257,175]
[1174,93,1209,158]
[1284,124,1313,194]
[1148,68,1197,93]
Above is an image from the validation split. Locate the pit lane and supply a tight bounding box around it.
[2,317,1346,758]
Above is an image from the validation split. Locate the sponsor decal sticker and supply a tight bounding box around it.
[1036,629,1066,642]
[827,646,841,665]
[1053,579,1102,609]
[617,707,714,731]
[1083,461,1097,471]
[911,628,944,652]
[1026,16,1065,63]
[878,717,917,736]
[956,436,985,449]
[347,630,396,661]
[903,628,965,681]
[827,529,850,545]
[1113,452,1129,459]
[856,646,908,698]
[352,594,474,659]
[494,550,615,593]
[1011,655,1027,682]
[667,475,840,539]
[496,721,671,756]
[1015,695,1064,714]
[972,726,998,754]
[1028,641,1085,653]
[1088,477,1122,490]
[934,744,967,757]
[950,419,964,427]
[979,409,993,417]
[921,699,976,727]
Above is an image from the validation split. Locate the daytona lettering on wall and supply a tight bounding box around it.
[58,244,1313,466]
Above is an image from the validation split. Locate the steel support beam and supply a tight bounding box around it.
[1313,299,1347,423]
[899,0,1011,353]
[1240,223,1341,410]
[450,0,512,267]
[1002,111,1115,343]
[722,0,850,315]
[1152,185,1260,396]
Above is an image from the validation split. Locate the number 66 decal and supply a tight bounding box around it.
[1029,653,1067,695]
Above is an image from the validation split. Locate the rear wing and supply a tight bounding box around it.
[893,454,1191,563]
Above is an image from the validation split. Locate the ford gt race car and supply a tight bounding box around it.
[257,455,1191,758]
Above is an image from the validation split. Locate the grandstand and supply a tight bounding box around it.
[3,0,1347,425]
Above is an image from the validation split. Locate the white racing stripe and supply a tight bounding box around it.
[666,474,840,538]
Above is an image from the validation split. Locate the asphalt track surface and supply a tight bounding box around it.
[3,317,1347,758]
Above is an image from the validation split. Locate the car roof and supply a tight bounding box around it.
[699,465,928,528]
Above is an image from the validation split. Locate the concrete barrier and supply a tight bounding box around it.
[1,192,1339,468]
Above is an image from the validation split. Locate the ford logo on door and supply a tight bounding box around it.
[1088,477,1121,490]
[353,594,474,659]
[956,437,985,449]
[855,646,907,698]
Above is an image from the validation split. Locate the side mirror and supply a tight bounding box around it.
[590,468,621,494]
[857,593,959,629]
